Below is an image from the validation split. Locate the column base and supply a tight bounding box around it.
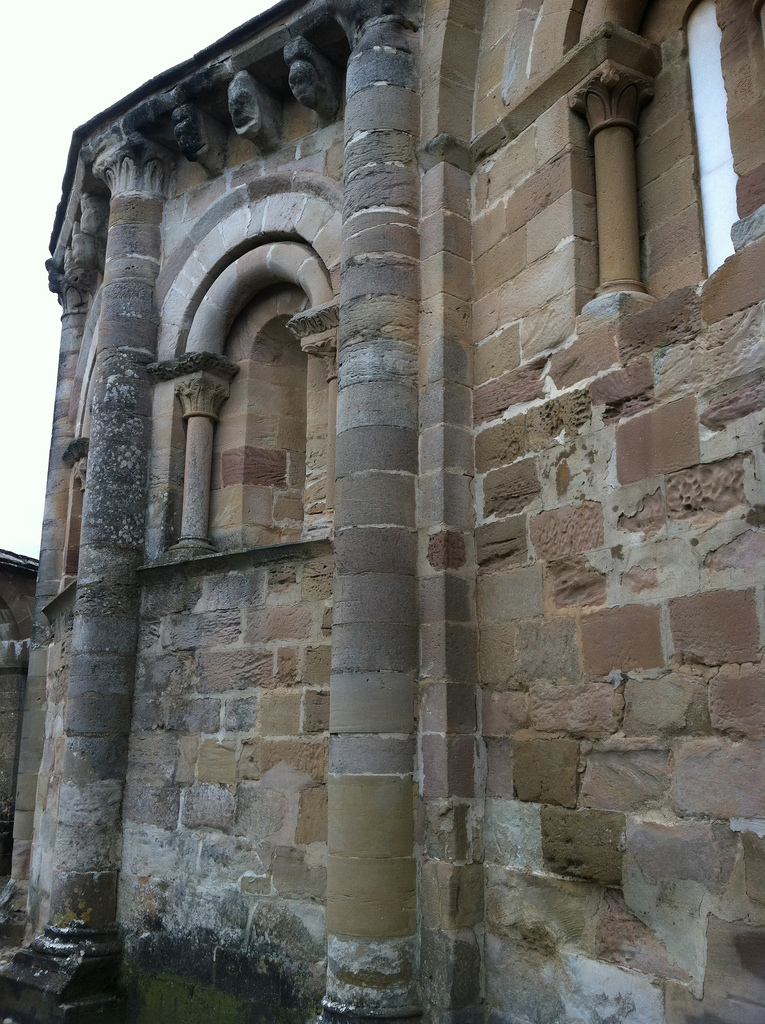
[319,1000,422,1023]
[579,289,655,327]
[166,536,218,559]
[0,925,124,1023]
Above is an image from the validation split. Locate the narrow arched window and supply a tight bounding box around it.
[687,0,739,274]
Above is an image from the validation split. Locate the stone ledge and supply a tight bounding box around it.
[139,537,333,581]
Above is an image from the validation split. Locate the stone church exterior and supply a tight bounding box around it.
[1,0,764,1020]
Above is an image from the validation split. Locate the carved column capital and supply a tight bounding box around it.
[284,37,341,121]
[62,437,90,491]
[174,374,230,420]
[569,60,654,138]
[83,126,174,198]
[327,0,421,48]
[286,302,339,361]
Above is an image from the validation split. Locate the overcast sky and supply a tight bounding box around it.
[1,1,277,558]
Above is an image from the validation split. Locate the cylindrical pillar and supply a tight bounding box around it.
[325,1,421,1020]
[33,131,172,961]
[173,374,230,552]
[570,61,654,295]
[325,357,338,513]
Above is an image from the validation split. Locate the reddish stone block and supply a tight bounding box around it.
[530,502,604,561]
[421,734,476,798]
[617,489,665,535]
[482,691,529,737]
[621,567,658,594]
[705,530,765,572]
[626,818,737,892]
[529,681,617,737]
[421,682,477,735]
[617,286,701,362]
[665,456,746,522]
[669,589,760,666]
[473,358,547,424]
[260,738,327,782]
[702,235,765,324]
[199,649,274,692]
[549,327,617,390]
[701,381,765,431]
[737,161,765,219]
[615,397,700,484]
[594,889,691,981]
[483,458,541,518]
[581,605,664,676]
[526,389,592,451]
[581,749,670,811]
[222,446,287,486]
[476,516,528,568]
[546,556,607,607]
[709,674,765,737]
[590,357,654,424]
[672,738,765,818]
[427,530,467,570]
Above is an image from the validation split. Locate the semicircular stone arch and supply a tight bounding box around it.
[157,182,341,362]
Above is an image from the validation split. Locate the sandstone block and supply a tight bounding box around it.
[709,674,765,738]
[258,691,302,737]
[665,455,746,522]
[198,740,237,785]
[295,785,327,845]
[326,855,416,937]
[581,605,664,676]
[617,286,701,362]
[594,889,691,981]
[515,616,580,683]
[478,563,544,623]
[525,390,592,451]
[549,328,617,390]
[743,832,765,905]
[672,738,765,818]
[475,416,527,473]
[422,861,484,931]
[701,381,765,430]
[483,458,541,518]
[301,559,333,601]
[486,738,514,798]
[303,645,331,685]
[581,749,670,812]
[529,682,617,738]
[421,734,476,798]
[541,807,625,885]
[181,784,235,832]
[621,567,658,594]
[626,818,737,892]
[427,530,467,570]
[233,782,287,841]
[476,516,528,569]
[530,502,604,561]
[616,397,700,484]
[624,675,710,736]
[512,733,579,807]
[260,738,327,782]
[271,847,326,899]
[617,488,665,535]
[482,691,529,737]
[475,324,521,386]
[221,446,287,486]
[302,689,329,734]
[473,359,547,424]
[591,357,654,423]
[669,589,760,666]
[705,530,765,572]
[546,556,607,608]
[421,682,476,735]
[199,649,273,692]
[329,776,413,859]
[702,235,765,323]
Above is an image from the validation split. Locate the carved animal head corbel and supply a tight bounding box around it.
[171,103,227,177]
[227,71,282,153]
[284,37,342,122]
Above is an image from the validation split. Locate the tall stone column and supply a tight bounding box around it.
[1,129,173,1016]
[12,201,107,885]
[570,61,653,295]
[324,1,422,1020]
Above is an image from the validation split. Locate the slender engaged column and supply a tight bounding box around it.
[34,129,172,964]
[174,374,230,552]
[570,61,654,295]
[324,1,422,1021]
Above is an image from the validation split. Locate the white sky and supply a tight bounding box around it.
[1,1,278,558]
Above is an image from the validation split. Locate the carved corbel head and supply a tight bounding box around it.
[62,437,90,490]
[172,103,227,177]
[227,71,282,153]
[284,37,342,122]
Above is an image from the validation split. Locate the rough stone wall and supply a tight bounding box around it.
[474,2,765,1021]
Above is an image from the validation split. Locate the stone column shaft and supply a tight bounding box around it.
[40,133,171,950]
[325,2,422,1020]
[570,61,653,295]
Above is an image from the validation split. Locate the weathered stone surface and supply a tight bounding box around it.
[702,235,765,322]
[427,530,467,570]
[743,832,765,905]
[624,675,710,736]
[618,488,665,535]
[530,502,604,561]
[581,749,670,811]
[483,691,529,737]
[665,455,747,522]
[594,889,691,981]
[617,286,702,362]
[526,392,593,454]
[483,458,541,518]
[621,566,658,593]
[626,818,737,893]
[672,738,765,818]
[591,357,654,422]
[473,358,547,424]
[709,674,765,737]
[476,516,528,568]
[701,380,765,430]
[529,682,616,737]
[581,604,664,675]
[422,861,484,931]
[546,556,607,607]
[705,530,765,571]
[549,328,617,390]
[475,416,527,472]
[478,565,543,622]
[541,807,625,885]
[616,397,700,484]
[512,732,579,808]
[669,589,760,665]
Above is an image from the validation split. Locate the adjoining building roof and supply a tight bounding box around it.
[0,550,39,574]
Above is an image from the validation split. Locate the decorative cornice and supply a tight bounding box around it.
[174,376,230,420]
[83,125,174,199]
[227,71,282,152]
[61,437,90,468]
[147,351,240,383]
[284,37,342,121]
[286,302,339,358]
[569,60,654,138]
[172,103,227,177]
